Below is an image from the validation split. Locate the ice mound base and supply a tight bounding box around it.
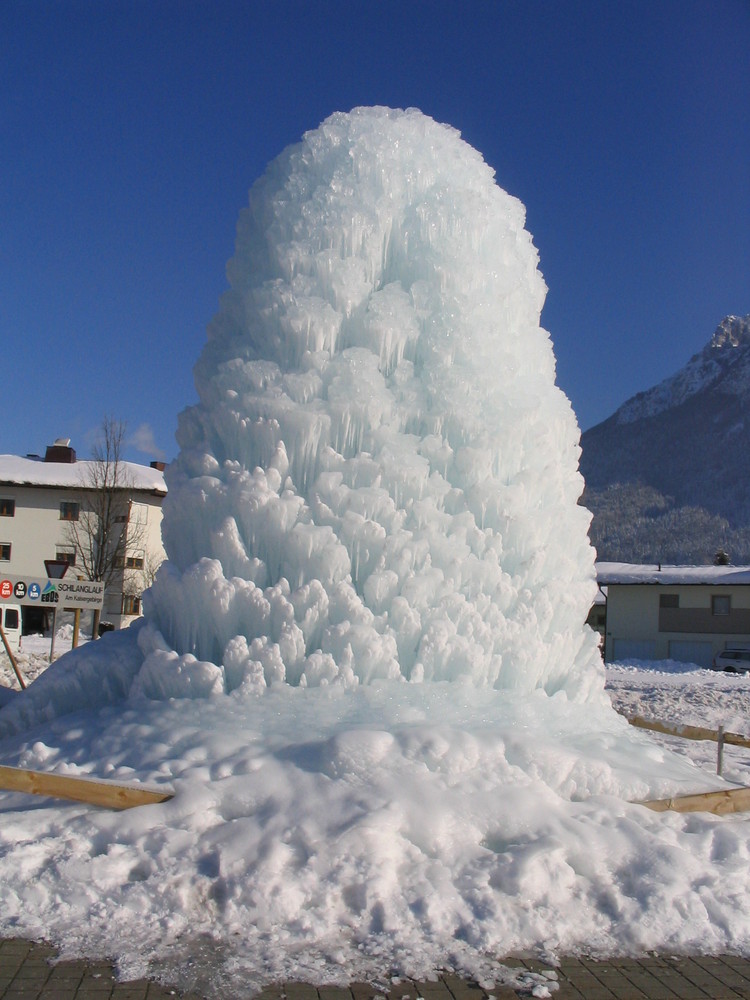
[2,107,750,993]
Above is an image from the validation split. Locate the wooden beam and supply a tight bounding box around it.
[628,714,750,749]
[636,786,750,815]
[0,765,173,810]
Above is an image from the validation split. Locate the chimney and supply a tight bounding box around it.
[150,460,166,471]
[44,438,77,464]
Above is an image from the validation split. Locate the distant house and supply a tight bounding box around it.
[596,562,750,667]
[0,440,167,632]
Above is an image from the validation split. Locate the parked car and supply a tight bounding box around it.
[0,604,22,654]
[712,648,750,673]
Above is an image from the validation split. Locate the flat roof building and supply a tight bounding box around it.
[597,562,750,667]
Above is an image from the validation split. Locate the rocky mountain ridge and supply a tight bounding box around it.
[580,314,750,564]
[615,316,750,424]
[615,315,750,424]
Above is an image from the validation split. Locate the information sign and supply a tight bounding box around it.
[0,575,104,610]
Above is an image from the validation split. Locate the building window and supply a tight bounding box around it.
[116,551,144,570]
[0,499,15,517]
[59,501,80,521]
[55,549,77,567]
[0,543,10,561]
[660,594,679,608]
[122,594,141,616]
[712,595,731,616]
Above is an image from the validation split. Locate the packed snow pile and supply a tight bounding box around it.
[2,108,750,994]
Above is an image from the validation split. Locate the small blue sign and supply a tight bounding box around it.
[28,583,41,601]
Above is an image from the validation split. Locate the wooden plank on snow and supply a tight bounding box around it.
[0,764,174,810]
[636,786,750,815]
[628,714,750,749]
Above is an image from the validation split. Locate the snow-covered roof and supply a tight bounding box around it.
[0,454,167,495]
[596,561,750,586]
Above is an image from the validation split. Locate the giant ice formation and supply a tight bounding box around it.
[3,109,740,992]
[143,106,601,699]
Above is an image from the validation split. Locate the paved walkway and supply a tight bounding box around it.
[3,938,750,1000]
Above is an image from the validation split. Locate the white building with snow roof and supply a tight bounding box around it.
[597,562,750,667]
[0,440,167,633]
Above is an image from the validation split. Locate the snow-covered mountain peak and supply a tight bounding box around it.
[615,314,750,425]
[710,313,750,350]
[581,313,750,563]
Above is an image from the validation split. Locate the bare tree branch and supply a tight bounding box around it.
[64,417,148,636]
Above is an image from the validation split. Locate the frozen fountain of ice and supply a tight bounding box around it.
[4,109,735,992]
[143,105,601,700]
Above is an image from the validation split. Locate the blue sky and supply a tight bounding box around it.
[2,0,748,464]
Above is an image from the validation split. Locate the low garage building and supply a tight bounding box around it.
[597,562,750,668]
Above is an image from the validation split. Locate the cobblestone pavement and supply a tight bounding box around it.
[4,939,750,1000]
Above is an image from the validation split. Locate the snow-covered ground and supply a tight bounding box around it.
[2,638,750,997]
[0,627,90,696]
[606,659,750,784]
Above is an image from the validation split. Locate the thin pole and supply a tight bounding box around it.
[49,608,57,662]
